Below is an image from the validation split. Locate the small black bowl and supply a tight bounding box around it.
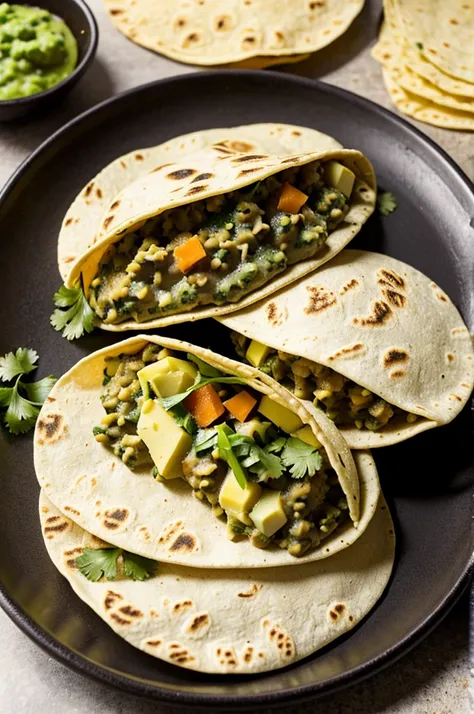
[0,0,98,122]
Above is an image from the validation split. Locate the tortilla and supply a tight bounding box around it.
[34,335,384,569]
[393,0,474,84]
[218,249,474,449]
[104,0,364,67]
[58,123,344,281]
[64,146,375,331]
[39,480,394,674]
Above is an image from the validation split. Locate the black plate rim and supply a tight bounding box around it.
[0,69,473,707]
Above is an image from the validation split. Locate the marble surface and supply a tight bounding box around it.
[0,1,471,712]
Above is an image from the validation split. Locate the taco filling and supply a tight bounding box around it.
[88,160,355,325]
[93,345,349,557]
[232,333,418,432]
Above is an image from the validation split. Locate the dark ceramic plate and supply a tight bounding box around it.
[0,71,473,710]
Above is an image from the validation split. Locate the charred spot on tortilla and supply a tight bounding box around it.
[64,547,83,569]
[339,278,359,295]
[327,343,364,361]
[169,645,195,664]
[84,182,94,197]
[243,646,254,663]
[64,506,80,516]
[110,612,133,626]
[446,353,455,363]
[377,268,405,291]
[172,600,193,614]
[238,167,262,177]
[216,646,238,667]
[158,520,184,544]
[103,215,114,230]
[186,185,209,196]
[383,349,409,367]
[119,605,143,619]
[44,515,70,536]
[192,172,214,183]
[304,285,337,314]
[65,217,74,227]
[109,8,123,15]
[450,394,462,402]
[382,289,406,308]
[151,163,173,173]
[134,153,144,161]
[232,154,267,163]
[187,613,210,633]
[166,168,198,180]
[145,638,162,647]
[104,591,124,610]
[237,583,262,598]
[169,532,197,552]
[214,14,234,31]
[37,413,65,445]
[103,507,130,530]
[390,370,406,379]
[353,300,392,326]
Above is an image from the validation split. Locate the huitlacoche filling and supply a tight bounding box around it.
[89,162,350,324]
[232,332,418,431]
[93,345,350,557]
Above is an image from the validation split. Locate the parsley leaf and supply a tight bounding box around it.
[281,437,323,480]
[160,375,246,411]
[0,348,38,381]
[76,547,122,582]
[50,283,95,341]
[186,353,222,378]
[122,551,156,581]
[76,547,156,582]
[0,349,56,434]
[377,191,398,216]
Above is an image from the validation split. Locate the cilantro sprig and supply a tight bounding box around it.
[377,191,398,216]
[0,348,56,434]
[76,547,156,582]
[50,281,95,341]
[281,437,323,480]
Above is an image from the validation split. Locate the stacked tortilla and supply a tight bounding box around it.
[372,0,474,129]
[104,0,365,68]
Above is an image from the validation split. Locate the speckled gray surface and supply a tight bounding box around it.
[0,1,471,711]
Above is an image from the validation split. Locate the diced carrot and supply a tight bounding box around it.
[174,235,207,274]
[184,384,225,427]
[224,390,257,422]
[277,182,308,214]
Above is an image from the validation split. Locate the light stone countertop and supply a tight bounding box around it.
[0,1,471,712]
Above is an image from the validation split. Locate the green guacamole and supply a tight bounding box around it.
[0,3,78,100]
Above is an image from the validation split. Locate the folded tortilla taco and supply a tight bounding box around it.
[57,146,375,333]
[40,480,395,674]
[34,335,381,568]
[218,249,474,448]
[58,123,344,281]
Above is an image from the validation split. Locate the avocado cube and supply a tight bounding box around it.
[258,395,303,434]
[219,469,262,514]
[246,339,272,368]
[137,399,192,479]
[137,357,197,400]
[323,161,355,198]
[293,425,322,448]
[250,490,287,537]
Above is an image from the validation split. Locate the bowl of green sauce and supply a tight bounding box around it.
[0,0,98,120]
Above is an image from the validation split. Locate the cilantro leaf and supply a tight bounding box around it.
[415,42,423,50]
[122,551,156,581]
[24,375,57,404]
[0,348,38,381]
[186,353,222,378]
[171,404,197,435]
[160,375,246,411]
[266,436,287,454]
[377,191,398,216]
[0,350,56,435]
[76,547,121,582]
[51,283,95,340]
[281,437,323,480]
[216,424,247,488]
